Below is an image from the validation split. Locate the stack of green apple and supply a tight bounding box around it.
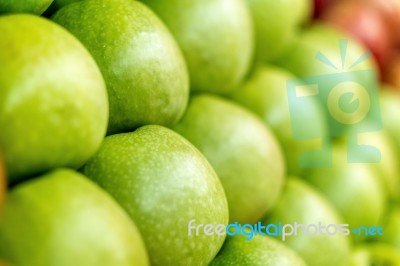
[0,0,399,265]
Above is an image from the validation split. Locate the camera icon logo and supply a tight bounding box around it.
[287,39,382,168]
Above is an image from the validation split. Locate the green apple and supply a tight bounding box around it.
[350,243,400,266]
[343,126,400,200]
[276,23,379,138]
[277,22,377,77]
[82,125,228,266]
[263,178,351,266]
[0,0,53,15]
[292,0,313,25]
[380,88,400,157]
[231,65,328,175]
[0,169,149,266]
[140,0,253,94]
[0,15,108,183]
[48,0,79,10]
[381,206,400,249]
[0,153,5,216]
[173,94,285,224]
[43,0,79,16]
[303,143,386,235]
[245,0,312,62]
[210,234,306,266]
[52,0,189,134]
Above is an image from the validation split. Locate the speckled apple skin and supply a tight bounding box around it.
[0,15,108,183]
[140,0,253,94]
[173,94,285,224]
[0,0,53,15]
[0,169,149,266]
[82,125,229,266]
[210,234,307,266]
[52,0,189,135]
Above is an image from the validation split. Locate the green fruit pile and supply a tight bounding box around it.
[0,0,399,265]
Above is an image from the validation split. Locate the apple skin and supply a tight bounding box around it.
[0,0,53,15]
[321,1,391,71]
[52,0,189,135]
[277,22,378,78]
[0,169,149,266]
[381,206,400,249]
[210,234,306,266]
[313,0,332,18]
[172,94,285,224]
[382,53,400,89]
[263,178,351,266]
[379,89,400,148]
[139,0,253,94]
[303,143,386,238]
[245,0,312,63]
[336,0,400,45]
[293,0,313,25]
[276,22,379,137]
[350,243,400,266]
[380,89,400,165]
[342,126,400,201]
[231,65,328,175]
[48,0,79,10]
[82,125,229,266]
[43,0,79,16]
[0,15,108,183]
[0,153,5,216]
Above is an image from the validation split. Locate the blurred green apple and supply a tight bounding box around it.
[210,234,306,266]
[0,153,5,216]
[292,0,313,25]
[0,15,108,183]
[343,126,400,200]
[276,23,380,138]
[43,0,79,16]
[231,65,328,175]
[82,125,228,266]
[381,206,400,249]
[350,243,400,266]
[0,0,53,15]
[0,169,149,266]
[380,88,400,157]
[303,143,386,235]
[173,94,285,224]
[140,0,253,94]
[245,0,312,62]
[52,0,189,134]
[277,22,377,77]
[263,178,351,266]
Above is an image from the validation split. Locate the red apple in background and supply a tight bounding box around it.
[313,0,333,19]
[382,51,400,89]
[367,0,400,33]
[321,1,391,72]
[338,0,400,44]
